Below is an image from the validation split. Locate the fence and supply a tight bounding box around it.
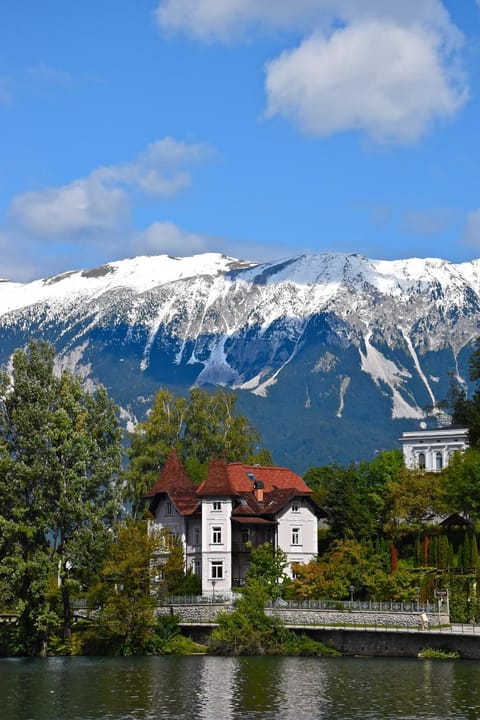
[158,596,435,613]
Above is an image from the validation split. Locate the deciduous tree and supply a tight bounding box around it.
[0,341,123,653]
[125,387,265,509]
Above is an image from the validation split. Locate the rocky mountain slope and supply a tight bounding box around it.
[1,251,479,472]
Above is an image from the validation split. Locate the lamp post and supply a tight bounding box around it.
[211,580,216,604]
[349,585,355,608]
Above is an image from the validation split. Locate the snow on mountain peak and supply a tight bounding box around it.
[1,251,480,330]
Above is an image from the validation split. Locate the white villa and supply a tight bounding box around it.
[400,425,469,472]
[145,451,321,597]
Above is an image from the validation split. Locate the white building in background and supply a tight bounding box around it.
[400,425,469,472]
[145,451,321,597]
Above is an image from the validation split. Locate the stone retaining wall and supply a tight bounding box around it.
[157,604,448,628]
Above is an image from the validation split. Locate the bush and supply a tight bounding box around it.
[418,647,460,660]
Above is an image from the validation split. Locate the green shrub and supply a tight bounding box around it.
[418,647,460,659]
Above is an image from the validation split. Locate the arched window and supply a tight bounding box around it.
[418,452,426,470]
[435,452,443,471]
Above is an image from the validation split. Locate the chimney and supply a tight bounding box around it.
[254,479,264,503]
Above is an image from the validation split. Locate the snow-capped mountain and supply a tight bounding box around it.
[1,251,479,472]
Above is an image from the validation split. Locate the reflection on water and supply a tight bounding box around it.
[1,655,480,720]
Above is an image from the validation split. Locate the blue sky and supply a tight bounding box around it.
[2,0,480,281]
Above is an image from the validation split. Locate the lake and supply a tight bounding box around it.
[1,655,480,720]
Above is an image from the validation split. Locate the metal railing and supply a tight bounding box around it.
[267,599,434,613]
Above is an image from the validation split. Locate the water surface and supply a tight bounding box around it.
[1,655,480,720]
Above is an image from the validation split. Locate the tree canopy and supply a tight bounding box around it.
[125,386,270,507]
[0,341,123,653]
[449,338,480,447]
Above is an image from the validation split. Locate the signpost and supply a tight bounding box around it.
[434,589,449,623]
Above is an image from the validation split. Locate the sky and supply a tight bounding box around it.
[2,1,480,282]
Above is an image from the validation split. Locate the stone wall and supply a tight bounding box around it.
[308,628,480,659]
[157,603,448,628]
[158,603,480,658]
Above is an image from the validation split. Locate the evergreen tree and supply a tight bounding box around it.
[447,539,455,569]
[0,341,123,653]
[450,340,480,447]
[429,535,438,567]
[462,532,472,569]
[472,533,479,569]
[438,535,449,569]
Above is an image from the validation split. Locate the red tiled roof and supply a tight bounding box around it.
[196,458,231,496]
[144,450,194,498]
[144,454,315,518]
[144,450,199,516]
[197,460,312,497]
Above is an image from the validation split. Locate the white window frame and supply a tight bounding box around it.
[211,526,222,545]
[212,501,222,511]
[194,526,200,547]
[210,560,224,580]
[292,502,299,513]
[166,500,173,517]
[291,527,301,546]
[436,452,443,471]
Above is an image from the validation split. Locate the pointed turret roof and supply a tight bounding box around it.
[145,450,199,516]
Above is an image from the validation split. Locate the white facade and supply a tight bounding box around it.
[151,492,319,595]
[276,498,318,573]
[400,425,468,472]
[201,497,233,597]
[146,457,320,596]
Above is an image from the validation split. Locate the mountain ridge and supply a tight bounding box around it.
[1,251,479,471]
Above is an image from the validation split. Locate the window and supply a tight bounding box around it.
[191,559,200,576]
[291,527,301,546]
[418,453,426,470]
[166,501,173,517]
[292,502,299,512]
[436,452,443,471]
[194,527,200,547]
[211,560,223,579]
[213,501,222,511]
[212,526,222,544]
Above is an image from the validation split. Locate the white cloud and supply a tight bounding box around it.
[402,209,453,237]
[265,22,466,144]
[95,137,211,197]
[27,63,73,85]
[155,0,328,41]
[133,221,210,256]
[155,1,467,144]
[8,137,212,237]
[131,221,306,269]
[10,178,129,237]
[155,0,457,43]
[463,210,480,248]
